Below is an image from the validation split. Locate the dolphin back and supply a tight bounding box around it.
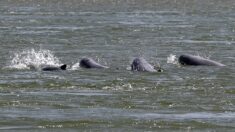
[79,58,108,69]
[42,64,67,71]
[179,54,225,66]
[131,57,156,72]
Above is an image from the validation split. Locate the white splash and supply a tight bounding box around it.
[71,62,80,70]
[167,54,178,65]
[6,48,61,70]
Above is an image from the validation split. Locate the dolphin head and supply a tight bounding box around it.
[79,58,92,68]
[178,54,193,65]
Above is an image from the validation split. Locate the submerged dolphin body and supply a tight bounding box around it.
[79,58,109,69]
[178,54,225,66]
[131,57,160,72]
[42,64,67,71]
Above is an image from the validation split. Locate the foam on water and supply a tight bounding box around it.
[6,48,62,70]
[167,54,178,65]
[71,62,80,70]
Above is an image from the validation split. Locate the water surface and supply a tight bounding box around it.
[0,0,235,131]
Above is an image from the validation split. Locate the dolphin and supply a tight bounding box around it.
[42,64,67,71]
[178,54,225,66]
[79,58,109,69]
[131,57,162,72]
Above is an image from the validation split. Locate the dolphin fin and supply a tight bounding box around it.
[60,64,67,70]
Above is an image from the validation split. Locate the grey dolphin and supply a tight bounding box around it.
[131,57,162,72]
[42,64,67,71]
[178,54,225,66]
[79,58,108,69]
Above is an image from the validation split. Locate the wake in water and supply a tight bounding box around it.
[6,49,62,70]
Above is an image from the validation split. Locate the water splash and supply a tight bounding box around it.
[6,49,62,70]
[71,62,80,70]
[167,54,178,65]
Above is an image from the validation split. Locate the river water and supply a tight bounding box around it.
[0,0,235,131]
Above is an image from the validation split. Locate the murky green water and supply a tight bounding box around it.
[0,0,235,131]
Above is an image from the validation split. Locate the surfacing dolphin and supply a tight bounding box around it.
[178,54,225,66]
[131,57,162,72]
[79,58,109,69]
[42,64,67,71]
